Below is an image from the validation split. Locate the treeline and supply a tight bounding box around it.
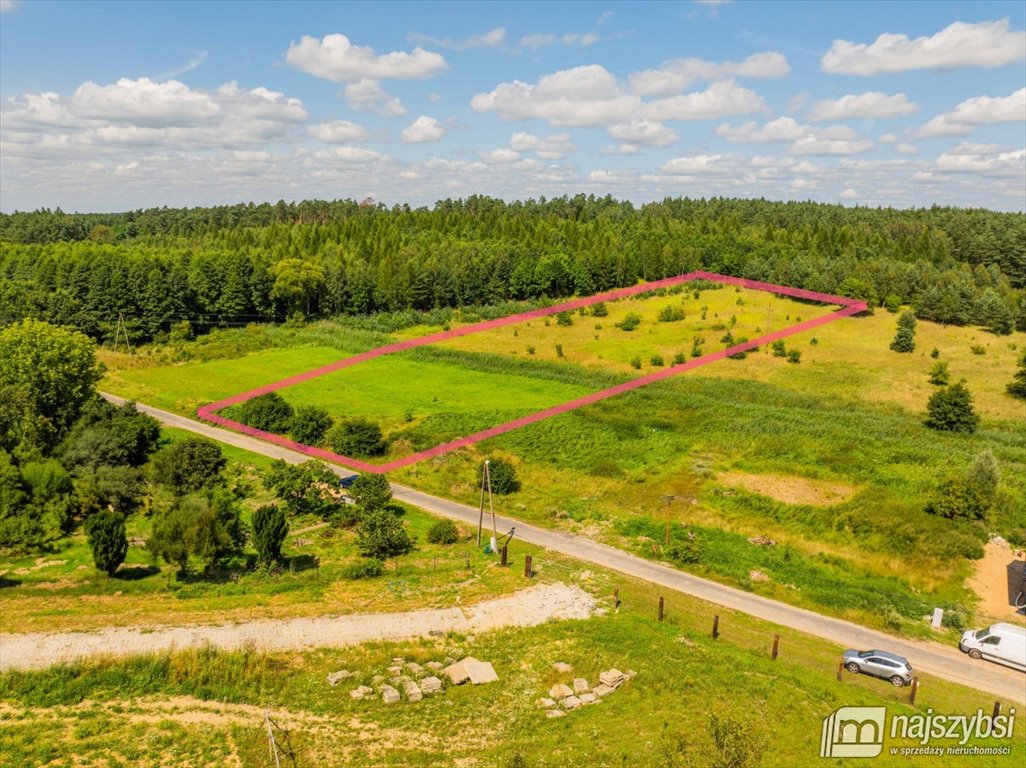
[1,196,1023,344]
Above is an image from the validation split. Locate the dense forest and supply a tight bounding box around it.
[1,196,1023,344]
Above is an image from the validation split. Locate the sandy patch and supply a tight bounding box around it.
[716,471,859,507]
[968,538,1026,622]
[0,582,597,671]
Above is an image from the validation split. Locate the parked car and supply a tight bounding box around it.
[842,649,914,686]
[959,623,1026,672]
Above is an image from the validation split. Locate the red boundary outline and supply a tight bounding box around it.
[197,271,866,474]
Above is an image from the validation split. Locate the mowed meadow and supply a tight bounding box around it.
[100,283,1026,635]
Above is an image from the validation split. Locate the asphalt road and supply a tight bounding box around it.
[103,393,1026,703]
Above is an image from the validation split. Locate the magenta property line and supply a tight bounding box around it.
[196,272,867,474]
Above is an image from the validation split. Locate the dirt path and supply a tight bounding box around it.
[0,582,596,671]
[92,395,1026,703]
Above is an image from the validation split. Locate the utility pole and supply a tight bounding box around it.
[663,494,675,545]
[477,459,497,550]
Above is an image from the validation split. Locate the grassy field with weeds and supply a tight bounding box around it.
[97,289,1026,638]
[2,563,1022,768]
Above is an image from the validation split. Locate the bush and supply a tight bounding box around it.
[150,438,226,493]
[555,311,573,327]
[786,349,802,364]
[252,504,288,565]
[970,344,985,355]
[884,294,902,313]
[690,337,704,357]
[85,510,127,575]
[591,302,608,317]
[672,352,686,365]
[926,381,979,433]
[771,340,787,357]
[236,392,294,433]
[658,305,685,322]
[290,405,333,445]
[427,519,460,544]
[928,361,950,386]
[630,356,642,370]
[727,336,749,360]
[926,476,988,520]
[665,537,702,565]
[328,418,386,457]
[555,343,564,358]
[479,458,520,494]
[343,558,384,579]
[930,347,940,358]
[650,354,664,367]
[615,313,641,331]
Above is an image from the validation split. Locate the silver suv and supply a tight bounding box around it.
[842,649,914,687]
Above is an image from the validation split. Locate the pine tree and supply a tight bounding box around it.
[1007,351,1026,400]
[890,311,917,353]
[926,381,980,433]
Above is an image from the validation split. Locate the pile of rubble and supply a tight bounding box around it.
[538,664,635,718]
[328,655,499,705]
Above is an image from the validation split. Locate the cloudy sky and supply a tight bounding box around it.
[1,0,1024,212]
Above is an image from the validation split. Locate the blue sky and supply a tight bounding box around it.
[1,0,1024,212]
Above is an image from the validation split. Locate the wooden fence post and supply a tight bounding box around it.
[771,634,779,660]
[613,588,620,608]
[524,555,533,578]
[909,677,918,704]
[658,596,665,621]
[712,615,719,639]
[500,545,508,567]
[993,701,1001,719]
[836,661,844,682]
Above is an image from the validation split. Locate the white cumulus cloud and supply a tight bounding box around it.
[401,115,445,143]
[607,119,678,147]
[284,33,448,82]
[629,51,790,97]
[807,92,918,121]
[822,18,1026,75]
[308,120,370,143]
[914,87,1026,138]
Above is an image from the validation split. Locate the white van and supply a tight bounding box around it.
[959,623,1026,672]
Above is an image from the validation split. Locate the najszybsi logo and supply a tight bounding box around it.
[820,705,1017,759]
[821,707,886,758]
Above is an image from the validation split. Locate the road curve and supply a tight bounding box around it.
[102,393,1026,703]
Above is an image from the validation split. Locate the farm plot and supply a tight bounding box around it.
[198,272,862,472]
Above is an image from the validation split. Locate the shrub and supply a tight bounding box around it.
[150,438,226,493]
[650,354,664,367]
[252,504,288,565]
[555,343,564,358]
[727,336,749,360]
[85,510,127,575]
[236,392,294,433]
[343,558,383,579]
[630,356,642,370]
[786,349,802,364]
[890,311,916,353]
[930,347,940,359]
[771,340,787,357]
[328,418,386,457]
[970,344,985,356]
[665,537,702,565]
[926,381,979,433]
[591,302,608,317]
[616,313,641,331]
[658,305,685,322]
[555,311,573,326]
[690,337,705,357]
[884,294,902,313]
[427,519,460,545]
[479,458,520,494]
[926,476,988,520]
[672,352,686,365]
[928,361,950,386]
[526,346,536,355]
[290,405,333,445]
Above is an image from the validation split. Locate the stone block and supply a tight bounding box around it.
[546,709,565,718]
[380,685,401,704]
[549,683,573,700]
[420,676,443,694]
[552,662,573,674]
[442,657,480,685]
[592,684,614,697]
[537,697,557,709]
[402,680,423,702]
[580,693,598,705]
[599,669,625,688]
[561,695,582,710]
[572,678,589,694]
[466,661,499,685]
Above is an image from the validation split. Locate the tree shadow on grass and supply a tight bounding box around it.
[286,554,320,574]
[112,565,161,581]
[0,575,22,588]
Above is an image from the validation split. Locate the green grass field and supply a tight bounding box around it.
[2,565,1022,768]
[98,289,1026,637]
